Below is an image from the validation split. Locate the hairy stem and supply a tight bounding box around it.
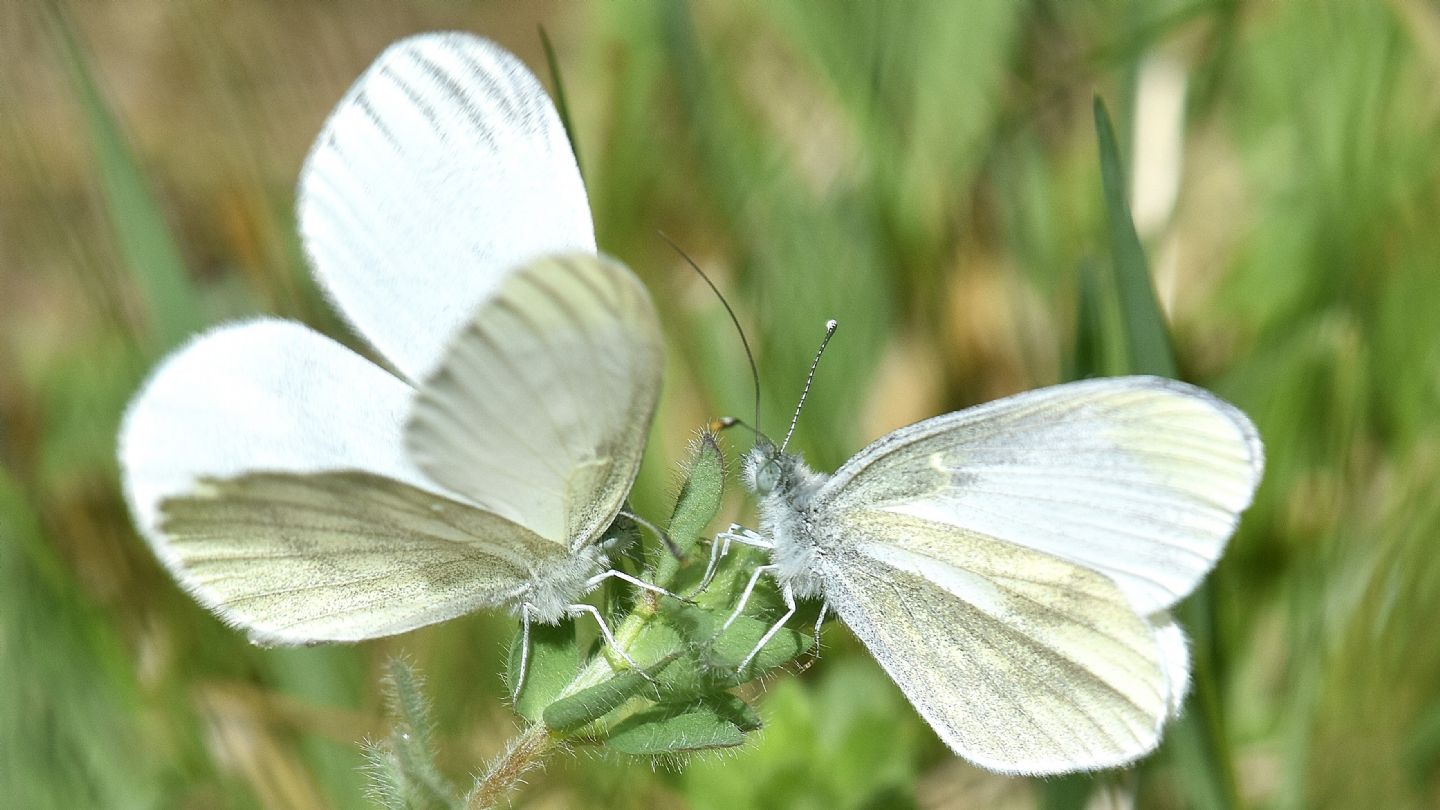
[464,596,665,807]
[466,723,550,810]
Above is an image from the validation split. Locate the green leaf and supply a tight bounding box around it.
[713,616,809,682]
[1093,95,1176,379]
[667,431,726,555]
[622,613,709,696]
[507,621,579,723]
[45,4,201,351]
[542,656,675,734]
[702,692,763,733]
[655,431,726,583]
[606,701,745,755]
[665,601,810,684]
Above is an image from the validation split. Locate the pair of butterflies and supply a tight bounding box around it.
[119,32,1263,776]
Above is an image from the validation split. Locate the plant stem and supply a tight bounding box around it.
[466,723,550,810]
[463,597,665,807]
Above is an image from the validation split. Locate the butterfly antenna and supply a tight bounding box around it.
[780,319,838,453]
[619,509,682,560]
[658,230,762,441]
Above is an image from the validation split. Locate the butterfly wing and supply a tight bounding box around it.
[816,510,1168,774]
[405,253,663,550]
[1151,612,1192,718]
[157,471,570,645]
[819,376,1263,614]
[298,32,594,382]
[124,36,634,644]
[119,318,535,639]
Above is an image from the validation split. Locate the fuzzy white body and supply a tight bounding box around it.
[519,542,611,623]
[747,449,830,600]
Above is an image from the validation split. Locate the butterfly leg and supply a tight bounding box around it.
[511,602,534,702]
[692,532,733,596]
[736,580,797,672]
[793,599,830,673]
[722,563,779,631]
[813,600,829,658]
[695,524,772,596]
[566,602,640,671]
[586,568,692,604]
[725,524,773,549]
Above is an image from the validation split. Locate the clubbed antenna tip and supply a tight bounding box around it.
[780,320,838,454]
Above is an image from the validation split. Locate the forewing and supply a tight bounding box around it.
[821,376,1263,613]
[119,318,450,550]
[298,32,594,382]
[158,471,569,645]
[405,253,662,550]
[821,510,1167,775]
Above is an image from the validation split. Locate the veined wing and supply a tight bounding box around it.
[298,32,594,382]
[158,471,569,645]
[820,376,1263,613]
[820,510,1168,775]
[405,253,662,550]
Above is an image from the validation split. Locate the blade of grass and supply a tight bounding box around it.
[1067,258,1130,381]
[1093,95,1176,379]
[45,3,201,351]
[1093,95,1236,810]
[538,25,583,181]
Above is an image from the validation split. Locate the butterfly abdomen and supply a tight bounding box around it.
[521,543,609,624]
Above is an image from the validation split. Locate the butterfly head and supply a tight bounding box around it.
[742,441,826,504]
[745,442,786,495]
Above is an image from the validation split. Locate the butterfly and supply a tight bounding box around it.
[119,33,668,682]
[717,356,1263,775]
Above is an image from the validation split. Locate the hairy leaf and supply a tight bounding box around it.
[606,701,745,755]
[508,621,579,723]
[543,655,676,734]
[655,431,726,584]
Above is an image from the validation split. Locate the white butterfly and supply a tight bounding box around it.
[119,34,667,672]
[717,360,1263,775]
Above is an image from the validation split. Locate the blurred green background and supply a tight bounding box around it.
[4,0,1439,807]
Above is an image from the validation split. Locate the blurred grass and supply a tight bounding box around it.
[42,2,202,352]
[4,0,1440,807]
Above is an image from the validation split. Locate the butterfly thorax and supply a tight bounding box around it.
[746,446,831,600]
[521,542,609,624]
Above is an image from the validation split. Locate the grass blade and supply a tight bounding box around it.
[46,4,201,350]
[538,25,583,181]
[1093,95,1176,378]
[1093,94,1236,810]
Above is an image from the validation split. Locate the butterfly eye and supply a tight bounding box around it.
[755,458,782,494]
